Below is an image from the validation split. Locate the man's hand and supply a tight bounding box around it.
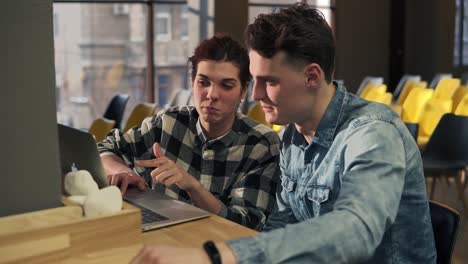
[135,143,201,191]
[130,245,210,264]
[107,171,146,194]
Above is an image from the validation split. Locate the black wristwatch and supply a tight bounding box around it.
[203,240,221,264]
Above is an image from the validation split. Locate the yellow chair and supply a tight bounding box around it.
[455,93,468,116]
[247,102,283,132]
[396,80,428,106]
[452,85,468,112]
[401,87,434,123]
[89,118,116,142]
[433,78,460,100]
[361,84,387,100]
[366,91,392,105]
[123,103,158,132]
[417,98,452,147]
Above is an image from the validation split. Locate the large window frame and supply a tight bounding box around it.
[455,0,468,67]
[53,0,187,105]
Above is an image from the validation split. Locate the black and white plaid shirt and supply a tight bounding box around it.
[98,106,280,230]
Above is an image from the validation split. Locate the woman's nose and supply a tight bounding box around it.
[206,85,219,100]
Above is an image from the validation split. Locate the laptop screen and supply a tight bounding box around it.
[57,124,109,191]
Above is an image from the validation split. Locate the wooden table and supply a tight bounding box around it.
[0,201,257,263]
[142,214,258,247]
[70,215,258,263]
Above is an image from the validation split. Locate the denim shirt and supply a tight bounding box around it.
[227,82,436,263]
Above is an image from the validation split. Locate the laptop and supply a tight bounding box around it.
[57,124,210,231]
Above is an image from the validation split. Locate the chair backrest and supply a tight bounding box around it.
[429,200,460,264]
[361,84,387,100]
[433,78,460,101]
[103,93,130,129]
[89,118,116,142]
[418,98,453,140]
[402,87,434,123]
[356,76,384,96]
[429,73,452,89]
[422,114,468,163]
[396,80,428,106]
[455,93,468,116]
[366,91,392,105]
[123,103,158,132]
[453,85,468,113]
[392,75,421,104]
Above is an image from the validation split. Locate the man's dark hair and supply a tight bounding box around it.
[245,3,335,83]
[188,34,251,89]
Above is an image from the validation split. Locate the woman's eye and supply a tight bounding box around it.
[198,80,210,87]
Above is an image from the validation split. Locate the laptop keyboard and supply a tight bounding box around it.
[125,200,169,224]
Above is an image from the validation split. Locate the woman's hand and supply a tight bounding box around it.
[135,143,201,191]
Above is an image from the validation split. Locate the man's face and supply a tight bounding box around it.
[249,50,311,125]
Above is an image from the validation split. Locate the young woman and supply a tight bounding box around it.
[97,35,280,230]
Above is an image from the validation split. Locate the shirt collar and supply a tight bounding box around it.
[194,112,241,148]
[313,81,348,148]
[291,81,348,149]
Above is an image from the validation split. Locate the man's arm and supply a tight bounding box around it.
[227,121,407,263]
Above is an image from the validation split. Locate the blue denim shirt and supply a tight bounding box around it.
[227,83,436,263]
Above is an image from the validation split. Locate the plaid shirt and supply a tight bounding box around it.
[98,106,280,230]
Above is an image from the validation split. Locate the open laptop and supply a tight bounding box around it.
[57,124,210,231]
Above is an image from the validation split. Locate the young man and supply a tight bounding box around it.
[131,4,436,263]
[98,35,280,230]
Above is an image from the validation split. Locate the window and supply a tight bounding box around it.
[249,0,334,26]
[52,1,198,130]
[180,9,188,40]
[156,12,171,41]
[130,5,146,42]
[113,4,129,16]
[454,0,468,66]
[158,75,170,106]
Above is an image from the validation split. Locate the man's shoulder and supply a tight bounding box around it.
[342,95,401,130]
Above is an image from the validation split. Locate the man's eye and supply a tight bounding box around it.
[222,83,234,89]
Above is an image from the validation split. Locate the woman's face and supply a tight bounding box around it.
[192,60,246,133]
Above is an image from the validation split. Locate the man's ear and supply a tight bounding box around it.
[304,63,323,88]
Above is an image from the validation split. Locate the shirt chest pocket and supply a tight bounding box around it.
[306,185,333,217]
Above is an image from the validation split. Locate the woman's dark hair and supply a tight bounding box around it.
[188,34,251,89]
[245,3,335,83]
